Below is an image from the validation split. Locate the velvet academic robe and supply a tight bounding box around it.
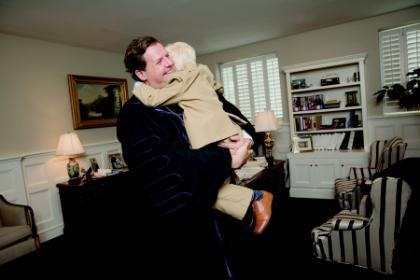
[116,95,234,279]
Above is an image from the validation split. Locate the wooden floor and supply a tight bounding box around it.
[0,191,394,279]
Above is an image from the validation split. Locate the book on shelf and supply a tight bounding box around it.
[340,132,351,150]
[347,131,356,150]
[352,131,364,150]
[324,99,341,109]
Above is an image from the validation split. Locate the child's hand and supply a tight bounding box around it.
[218,134,253,169]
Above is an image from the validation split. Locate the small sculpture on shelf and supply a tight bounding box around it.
[291,79,307,89]
[320,74,340,86]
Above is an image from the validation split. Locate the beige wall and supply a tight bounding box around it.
[198,6,420,121]
[1,6,419,158]
[0,34,134,158]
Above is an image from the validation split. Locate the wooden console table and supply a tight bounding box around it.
[57,171,131,238]
[57,160,285,238]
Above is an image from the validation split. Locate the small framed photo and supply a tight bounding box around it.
[345,90,359,106]
[292,136,313,153]
[107,153,127,170]
[89,157,100,172]
[332,117,346,129]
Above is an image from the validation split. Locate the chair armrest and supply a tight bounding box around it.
[331,210,369,230]
[0,196,35,229]
[0,204,28,227]
[348,167,376,180]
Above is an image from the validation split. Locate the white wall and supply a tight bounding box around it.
[0,33,134,158]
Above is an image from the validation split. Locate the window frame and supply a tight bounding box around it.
[218,53,283,123]
[379,22,420,115]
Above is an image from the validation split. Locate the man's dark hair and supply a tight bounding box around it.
[124,36,159,81]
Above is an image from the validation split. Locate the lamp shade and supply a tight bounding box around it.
[56,132,85,156]
[254,111,280,132]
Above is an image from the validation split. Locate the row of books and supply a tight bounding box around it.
[295,115,321,131]
[292,94,325,112]
[295,114,362,132]
[311,131,364,150]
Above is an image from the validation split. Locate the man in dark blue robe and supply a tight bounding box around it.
[117,36,256,279]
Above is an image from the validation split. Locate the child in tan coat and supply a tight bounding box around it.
[133,42,272,234]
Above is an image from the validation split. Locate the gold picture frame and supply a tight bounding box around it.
[68,75,128,129]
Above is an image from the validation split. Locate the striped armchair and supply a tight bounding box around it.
[335,137,407,211]
[312,177,412,274]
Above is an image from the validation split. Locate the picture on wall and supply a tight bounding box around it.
[68,75,128,129]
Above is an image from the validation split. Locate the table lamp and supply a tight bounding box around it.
[254,111,280,168]
[56,132,85,181]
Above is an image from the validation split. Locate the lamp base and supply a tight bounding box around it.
[67,158,80,180]
[263,131,274,168]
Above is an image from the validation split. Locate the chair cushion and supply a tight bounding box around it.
[0,225,32,249]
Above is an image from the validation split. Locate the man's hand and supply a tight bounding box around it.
[218,134,252,169]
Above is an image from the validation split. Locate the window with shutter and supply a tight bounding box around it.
[219,54,283,122]
[379,23,420,114]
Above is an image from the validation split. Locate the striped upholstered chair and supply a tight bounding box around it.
[312,176,412,274]
[335,137,407,211]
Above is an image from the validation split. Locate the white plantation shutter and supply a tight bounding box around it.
[380,30,403,85]
[220,54,283,122]
[379,23,420,114]
[406,26,420,73]
[221,67,236,104]
[236,64,252,118]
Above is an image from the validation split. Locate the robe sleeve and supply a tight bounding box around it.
[117,97,232,219]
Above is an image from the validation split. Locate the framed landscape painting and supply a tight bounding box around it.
[68,75,128,129]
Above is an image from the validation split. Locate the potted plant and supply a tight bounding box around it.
[374,67,420,110]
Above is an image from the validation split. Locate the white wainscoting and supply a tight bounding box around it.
[1,115,418,242]
[0,141,122,243]
[0,158,27,204]
[368,114,420,157]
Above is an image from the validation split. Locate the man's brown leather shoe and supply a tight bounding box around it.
[251,191,273,235]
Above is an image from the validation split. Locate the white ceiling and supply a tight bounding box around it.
[1,0,420,55]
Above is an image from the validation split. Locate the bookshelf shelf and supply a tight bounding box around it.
[290,81,361,93]
[292,106,362,115]
[295,127,363,134]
